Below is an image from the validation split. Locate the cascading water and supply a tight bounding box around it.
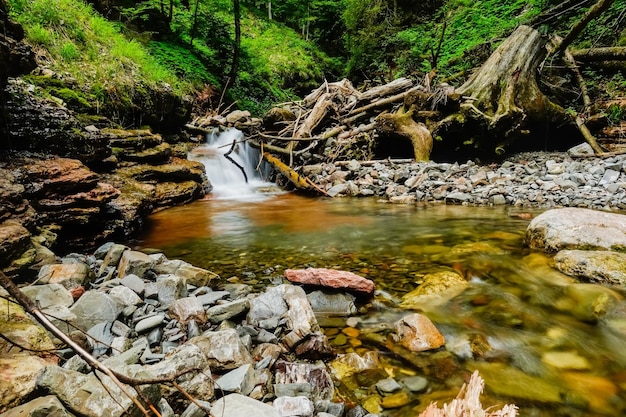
[189,128,278,200]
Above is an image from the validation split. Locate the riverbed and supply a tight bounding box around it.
[135,193,626,416]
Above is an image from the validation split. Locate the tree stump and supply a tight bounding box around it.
[436,25,566,156]
[376,107,433,161]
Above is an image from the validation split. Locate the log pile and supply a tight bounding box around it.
[250,77,439,169]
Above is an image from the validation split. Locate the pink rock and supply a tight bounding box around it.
[395,313,445,352]
[284,268,375,295]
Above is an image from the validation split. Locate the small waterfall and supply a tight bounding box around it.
[189,128,277,200]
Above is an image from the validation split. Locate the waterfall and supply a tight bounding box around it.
[189,128,277,200]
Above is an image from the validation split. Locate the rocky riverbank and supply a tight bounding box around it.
[2,206,626,417]
[301,144,626,210]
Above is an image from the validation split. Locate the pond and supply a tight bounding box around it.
[135,193,626,417]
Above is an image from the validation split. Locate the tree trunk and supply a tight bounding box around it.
[438,25,564,154]
[221,0,241,107]
[571,47,626,61]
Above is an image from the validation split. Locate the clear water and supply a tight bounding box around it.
[135,195,626,416]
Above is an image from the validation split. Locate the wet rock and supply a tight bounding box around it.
[189,329,253,371]
[555,283,622,322]
[376,378,402,393]
[307,290,357,316]
[0,395,72,417]
[542,350,591,370]
[169,296,207,325]
[553,250,626,286]
[211,394,281,417]
[69,291,122,331]
[329,351,388,391]
[401,375,429,393]
[273,396,315,417]
[380,391,410,409]
[285,268,375,296]
[469,361,563,404]
[117,250,155,278]
[37,262,94,290]
[527,208,626,252]
[394,313,445,352]
[400,270,468,309]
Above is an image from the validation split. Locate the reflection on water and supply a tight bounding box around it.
[135,194,626,416]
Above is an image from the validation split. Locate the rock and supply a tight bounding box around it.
[0,395,72,417]
[401,375,429,393]
[135,314,165,333]
[400,270,468,309]
[169,297,207,325]
[180,400,212,417]
[211,394,281,417]
[120,274,145,295]
[189,329,253,371]
[0,222,31,267]
[541,350,591,370]
[469,361,564,404]
[153,258,216,287]
[248,285,320,350]
[36,365,160,417]
[553,250,626,286]
[0,355,56,413]
[69,291,122,331]
[156,274,187,307]
[285,268,375,295]
[37,262,94,289]
[380,391,410,409]
[274,361,334,402]
[527,208,626,252]
[21,283,73,309]
[329,351,388,391]
[215,363,255,395]
[145,343,214,401]
[376,378,402,393]
[394,313,445,352]
[554,283,622,322]
[98,243,128,275]
[306,290,357,316]
[206,299,249,323]
[273,396,315,417]
[117,250,155,278]
[108,285,143,307]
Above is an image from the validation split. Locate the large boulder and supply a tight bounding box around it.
[284,268,375,296]
[554,250,626,286]
[526,208,626,252]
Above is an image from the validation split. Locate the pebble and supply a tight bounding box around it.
[302,151,626,208]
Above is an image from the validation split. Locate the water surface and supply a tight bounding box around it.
[136,194,626,416]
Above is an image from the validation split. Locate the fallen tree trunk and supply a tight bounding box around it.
[571,46,626,61]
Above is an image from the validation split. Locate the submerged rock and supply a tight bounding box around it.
[394,313,445,352]
[553,250,626,286]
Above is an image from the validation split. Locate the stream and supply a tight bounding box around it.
[134,130,626,416]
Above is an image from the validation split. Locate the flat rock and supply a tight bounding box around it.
[553,250,626,286]
[527,208,626,252]
[0,395,72,417]
[284,268,375,295]
[117,250,155,278]
[170,296,207,325]
[21,283,74,309]
[215,363,255,395]
[306,290,357,316]
[69,291,122,331]
[211,394,280,417]
[189,329,252,372]
[273,396,315,417]
[37,262,94,289]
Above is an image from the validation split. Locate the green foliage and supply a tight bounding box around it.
[148,41,220,86]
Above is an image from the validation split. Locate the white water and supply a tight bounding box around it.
[188,128,279,201]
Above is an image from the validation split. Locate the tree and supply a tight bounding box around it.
[221,0,241,105]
